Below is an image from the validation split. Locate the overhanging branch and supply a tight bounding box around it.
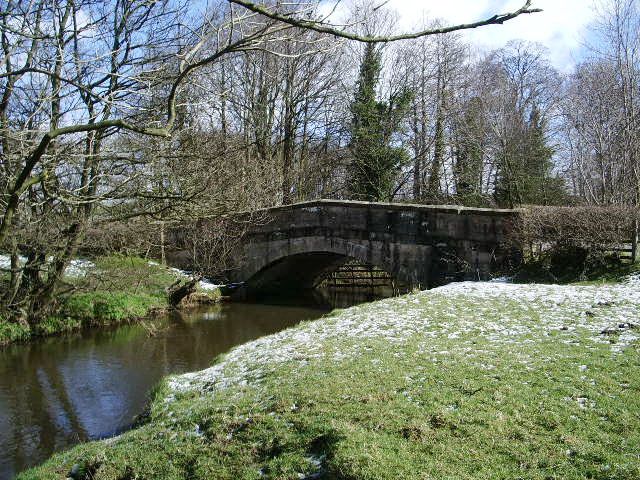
[228,0,542,42]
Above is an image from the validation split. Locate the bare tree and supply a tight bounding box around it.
[0,0,541,324]
[561,0,640,259]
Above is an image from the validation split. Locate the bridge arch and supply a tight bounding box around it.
[237,229,401,291]
[234,232,438,297]
[240,247,399,296]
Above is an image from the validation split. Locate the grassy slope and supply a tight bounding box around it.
[0,256,220,345]
[20,279,640,480]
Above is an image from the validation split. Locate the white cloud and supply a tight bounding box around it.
[385,0,598,71]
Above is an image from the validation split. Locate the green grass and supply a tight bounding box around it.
[85,256,179,296]
[0,315,31,343]
[19,282,640,479]
[0,256,221,346]
[61,292,164,324]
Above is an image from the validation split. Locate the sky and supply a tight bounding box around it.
[358,0,599,71]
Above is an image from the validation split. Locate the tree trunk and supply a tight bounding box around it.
[427,113,444,201]
[632,217,639,263]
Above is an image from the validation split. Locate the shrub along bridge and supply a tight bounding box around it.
[175,200,519,297]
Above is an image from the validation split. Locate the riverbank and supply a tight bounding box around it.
[20,276,640,479]
[0,256,221,346]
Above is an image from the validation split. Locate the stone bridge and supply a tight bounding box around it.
[213,200,518,296]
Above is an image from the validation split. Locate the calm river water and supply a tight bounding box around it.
[0,290,385,479]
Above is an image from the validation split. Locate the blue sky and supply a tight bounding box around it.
[388,0,598,71]
[320,0,598,71]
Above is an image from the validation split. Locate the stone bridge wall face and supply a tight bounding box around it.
[227,200,517,292]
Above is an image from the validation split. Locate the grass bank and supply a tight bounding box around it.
[20,277,640,479]
[0,256,221,346]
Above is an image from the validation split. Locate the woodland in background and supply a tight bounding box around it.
[1,0,639,326]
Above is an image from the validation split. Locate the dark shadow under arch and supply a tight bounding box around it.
[239,252,398,297]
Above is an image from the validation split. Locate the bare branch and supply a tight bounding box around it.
[228,0,543,43]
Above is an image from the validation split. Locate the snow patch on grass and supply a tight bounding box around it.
[148,261,222,291]
[168,277,640,398]
[0,255,95,278]
[65,259,96,277]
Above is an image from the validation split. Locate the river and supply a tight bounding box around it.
[0,290,387,479]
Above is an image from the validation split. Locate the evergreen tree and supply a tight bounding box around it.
[494,106,565,207]
[522,108,566,205]
[349,44,411,201]
[453,96,486,206]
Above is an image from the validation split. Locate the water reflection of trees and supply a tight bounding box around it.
[0,303,327,477]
